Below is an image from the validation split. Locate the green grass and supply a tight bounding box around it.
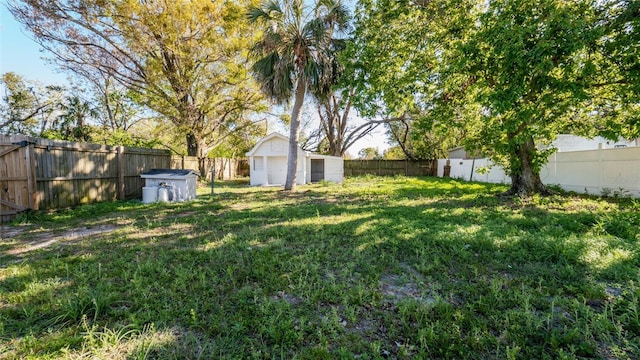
[1,176,639,359]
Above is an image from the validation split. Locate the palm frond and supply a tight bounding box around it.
[247,7,269,23]
[252,51,295,102]
[250,0,352,104]
[302,17,327,45]
[265,0,283,15]
[325,3,351,32]
[247,0,283,24]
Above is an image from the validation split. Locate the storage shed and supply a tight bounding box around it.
[140,169,199,202]
[246,133,343,186]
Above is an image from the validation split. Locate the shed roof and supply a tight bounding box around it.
[246,132,342,160]
[141,168,200,177]
[246,132,293,157]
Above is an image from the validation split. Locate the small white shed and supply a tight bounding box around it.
[246,133,343,186]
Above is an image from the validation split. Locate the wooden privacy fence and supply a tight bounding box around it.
[344,159,436,177]
[170,156,249,181]
[0,134,247,219]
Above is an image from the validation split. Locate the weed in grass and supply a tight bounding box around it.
[2,176,639,358]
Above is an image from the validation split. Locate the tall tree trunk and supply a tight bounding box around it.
[284,76,307,191]
[506,137,548,196]
[185,133,209,176]
[186,133,198,157]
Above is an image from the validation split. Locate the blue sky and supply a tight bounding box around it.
[0,2,68,84]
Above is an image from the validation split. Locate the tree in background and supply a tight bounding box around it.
[45,95,98,142]
[382,116,463,160]
[310,87,404,158]
[1,71,160,146]
[350,0,640,196]
[382,146,405,160]
[0,72,64,136]
[8,0,265,175]
[56,56,145,135]
[249,0,350,190]
[358,147,380,160]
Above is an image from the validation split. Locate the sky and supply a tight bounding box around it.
[0,2,389,157]
[0,3,68,84]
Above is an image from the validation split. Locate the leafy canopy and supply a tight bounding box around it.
[349,0,640,194]
[8,0,265,159]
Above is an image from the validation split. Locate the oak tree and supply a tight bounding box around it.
[350,0,639,196]
[8,0,265,174]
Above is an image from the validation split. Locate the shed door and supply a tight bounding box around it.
[311,159,325,182]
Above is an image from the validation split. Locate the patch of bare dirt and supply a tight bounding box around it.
[381,274,436,305]
[3,224,121,256]
[271,290,301,305]
[0,225,28,240]
[380,264,437,305]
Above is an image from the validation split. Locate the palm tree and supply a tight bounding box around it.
[249,0,350,190]
[54,95,98,141]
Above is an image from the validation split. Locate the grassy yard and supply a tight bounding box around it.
[1,176,639,359]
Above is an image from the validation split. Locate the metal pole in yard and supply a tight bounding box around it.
[210,161,215,196]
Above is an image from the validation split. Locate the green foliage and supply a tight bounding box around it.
[357,146,380,159]
[387,117,467,159]
[47,95,98,142]
[91,127,161,148]
[8,0,266,159]
[2,177,639,358]
[249,0,350,103]
[382,146,406,160]
[0,72,64,135]
[349,0,640,195]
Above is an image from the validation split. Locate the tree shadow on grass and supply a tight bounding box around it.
[1,179,639,358]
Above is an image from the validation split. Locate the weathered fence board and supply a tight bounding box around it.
[1,135,36,221]
[1,134,249,220]
[344,160,436,177]
[31,138,123,209]
[170,156,249,181]
[123,147,171,199]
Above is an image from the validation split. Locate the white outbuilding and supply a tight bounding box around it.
[246,132,343,186]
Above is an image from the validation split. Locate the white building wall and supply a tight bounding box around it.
[551,135,636,152]
[323,156,344,183]
[304,155,344,184]
[268,156,287,185]
[247,133,344,186]
[304,157,313,184]
[438,147,640,198]
[296,149,307,185]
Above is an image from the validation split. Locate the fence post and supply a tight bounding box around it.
[443,159,451,177]
[24,141,38,210]
[117,146,125,200]
[598,144,604,194]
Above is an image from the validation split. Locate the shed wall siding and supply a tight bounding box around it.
[247,133,344,186]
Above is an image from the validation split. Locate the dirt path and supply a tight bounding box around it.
[1,224,121,257]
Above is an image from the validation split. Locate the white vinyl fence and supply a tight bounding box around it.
[437,146,640,198]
